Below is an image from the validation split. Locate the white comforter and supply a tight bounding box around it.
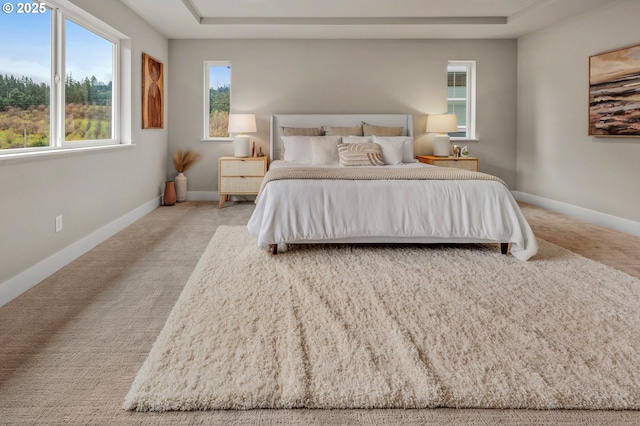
[247,161,538,260]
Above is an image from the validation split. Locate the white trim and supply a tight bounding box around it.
[515,191,640,237]
[0,197,161,308]
[203,61,232,140]
[450,138,480,143]
[0,144,133,165]
[187,191,217,201]
[1,0,123,157]
[201,138,233,142]
[447,60,476,140]
[45,0,127,39]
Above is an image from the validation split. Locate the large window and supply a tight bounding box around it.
[447,61,476,140]
[64,19,114,142]
[0,0,118,153]
[204,62,231,139]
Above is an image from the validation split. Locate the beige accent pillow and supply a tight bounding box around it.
[342,136,373,144]
[362,122,404,137]
[311,136,342,165]
[322,125,363,136]
[338,143,384,166]
[279,126,324,136]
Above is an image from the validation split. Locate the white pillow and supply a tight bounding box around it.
[342,136,373,144]
[372,136,416,163]
[373,136,404,165]
[311,136,341,165]
[282,136,313,164]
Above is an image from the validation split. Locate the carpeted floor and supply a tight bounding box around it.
[1,201,640,424]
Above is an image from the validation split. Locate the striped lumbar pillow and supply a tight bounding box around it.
[338,143,384,166]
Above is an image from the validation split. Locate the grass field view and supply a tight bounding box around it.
[0,74,112,149]
[209,84,230,138]
[2,75,228,147]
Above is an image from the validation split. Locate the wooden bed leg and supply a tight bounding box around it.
[270,244,278,255]
[500,243,509,255]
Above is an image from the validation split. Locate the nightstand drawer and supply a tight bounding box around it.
[431,159,478,171]
[219,176,264,193]
[220,159,265,176]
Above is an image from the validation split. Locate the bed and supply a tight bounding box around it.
[247,114,538,261]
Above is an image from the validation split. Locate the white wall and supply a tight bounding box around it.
[0,1,168,296]
[168,39,517,195]
[517,0,640,224]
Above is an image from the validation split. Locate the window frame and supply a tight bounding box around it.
[203,61,232,141]
[0,0,121,157]
[447,60,477,141]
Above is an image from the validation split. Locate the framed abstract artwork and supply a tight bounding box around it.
[589,43,640,137]
[142,53,164,129]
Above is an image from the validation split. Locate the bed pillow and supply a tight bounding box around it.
[322,125,364,136]
[282,136,314,163]
[311,136,342,165]
[279,126,324,136]
[372,136,404,165]
[338,143,384,166]
[373,136,416,163]
[342,136,373,144]
[362,122,404,137]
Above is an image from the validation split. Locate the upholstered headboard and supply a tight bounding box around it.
[270,114,414,161]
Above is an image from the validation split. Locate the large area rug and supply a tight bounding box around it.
[124,226,640,411]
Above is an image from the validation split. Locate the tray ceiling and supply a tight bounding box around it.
[119,0,611,39]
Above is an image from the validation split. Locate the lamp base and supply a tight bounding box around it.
[433,134,451,157]
[234,135,250,157]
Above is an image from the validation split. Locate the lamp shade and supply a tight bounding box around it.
[426,114,458,134]
[228,114,257,134]
[427,114,458,157]
[228,114,255,158]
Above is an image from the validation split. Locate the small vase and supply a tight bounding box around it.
[175,172,187,202]
[164,181,176,206]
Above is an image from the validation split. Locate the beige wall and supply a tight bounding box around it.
[168,39,517,194]
[517,0,640,223]
[0,0,168,287]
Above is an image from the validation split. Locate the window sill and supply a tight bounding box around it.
[201,137,233,142]
[0,144,135,165]
[451,138,480,143]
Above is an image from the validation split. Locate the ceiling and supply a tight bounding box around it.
[118,0,612,39]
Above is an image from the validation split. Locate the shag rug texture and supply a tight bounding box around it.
[124,226,640,411]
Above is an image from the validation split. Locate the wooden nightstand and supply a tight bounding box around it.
[416,155,479,172]
[218,156,268,208]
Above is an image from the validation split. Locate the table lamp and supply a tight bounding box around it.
[426,114,458,157]
[228,114,256,158]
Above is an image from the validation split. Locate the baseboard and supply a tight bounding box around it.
[515,191,640,237]
[0,197,161,308]
[187,190,216,201]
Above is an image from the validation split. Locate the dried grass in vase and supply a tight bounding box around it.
[173,149,201,173]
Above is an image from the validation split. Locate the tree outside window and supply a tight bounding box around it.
[0,1,118,153]
[206,63,231,138]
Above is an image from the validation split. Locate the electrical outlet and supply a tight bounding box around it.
[55,215,63,233]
